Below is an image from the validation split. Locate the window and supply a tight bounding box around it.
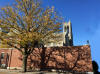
[1,52,5,59]
[67,26,69,34]
[64,26,67,32]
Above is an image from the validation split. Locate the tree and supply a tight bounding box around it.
[0,0,62,72]
[92,61,100,74]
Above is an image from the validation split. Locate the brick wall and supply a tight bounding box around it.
[0,48,22,69]
[0,45,93,72]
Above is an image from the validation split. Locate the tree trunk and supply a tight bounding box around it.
[40,47,46,70]
[23,54,28,72]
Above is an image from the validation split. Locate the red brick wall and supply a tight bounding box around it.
[9,49,22,68]
[0,48,22,68]
[0,45,93,72]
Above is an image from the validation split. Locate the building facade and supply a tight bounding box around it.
[45,20,73,47]
[0,21,93,73]
[0,45,93,73]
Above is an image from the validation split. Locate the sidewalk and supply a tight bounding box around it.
[0,69,93,74]
[0,69,71,74]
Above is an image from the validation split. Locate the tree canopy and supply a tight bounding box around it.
[0,0,62,72]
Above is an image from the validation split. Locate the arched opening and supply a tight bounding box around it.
[67,26,69,34]
[64,26,67,32]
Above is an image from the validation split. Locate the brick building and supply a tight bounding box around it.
[0,21,93,73]
[0,45,93,73]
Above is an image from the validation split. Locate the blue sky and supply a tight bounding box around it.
[0,0,100,71]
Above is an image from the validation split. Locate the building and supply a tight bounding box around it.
[0,21,93,73]
[0,45,93,73]
[0,21,73,48]
[45,20,73,47]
